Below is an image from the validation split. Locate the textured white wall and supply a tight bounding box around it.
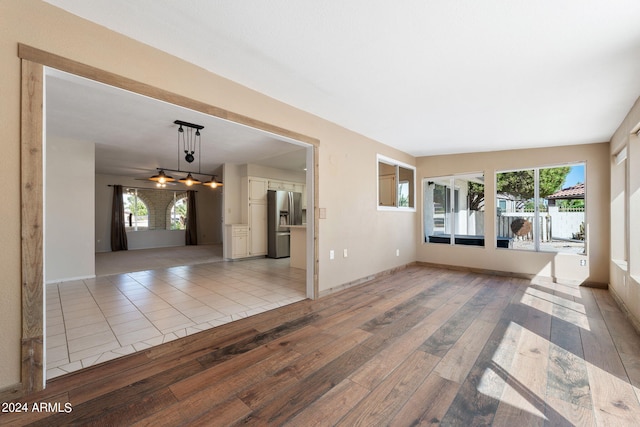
[45,137,95,283]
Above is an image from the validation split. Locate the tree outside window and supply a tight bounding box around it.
[496,164,585,254]
[170,196,188,230]
[123,190,149,230]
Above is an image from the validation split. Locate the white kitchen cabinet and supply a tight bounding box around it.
[268,180,295,191]
[249,177,268,202]
[226,224,248,259]
[249,202,267,255]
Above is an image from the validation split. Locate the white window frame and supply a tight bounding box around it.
[376,154,416,212]
[423,172,485,246]
[496,162,587,254]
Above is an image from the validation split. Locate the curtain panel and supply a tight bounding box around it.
[186,190,198,245]
[110,185,128,251]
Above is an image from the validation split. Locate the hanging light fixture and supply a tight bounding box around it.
[149,120,221,189]
[148,169,175,184]
[203,175,224,188]
[175,120,203,164]
[179,173,201,186]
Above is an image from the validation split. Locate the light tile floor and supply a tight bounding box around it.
[46,258,306,379]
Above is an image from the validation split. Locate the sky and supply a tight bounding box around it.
[563,164,585,187]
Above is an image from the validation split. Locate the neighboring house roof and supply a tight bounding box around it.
[547,183,585,200]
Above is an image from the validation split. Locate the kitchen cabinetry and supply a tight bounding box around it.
[249,178,268,202]
[249,201,267,256]
[268,180,306,209]
[228,174,305,260]
[233,176,305,259]
[226,224,248,259]
[268,180,295,191]
[247,177,268,256]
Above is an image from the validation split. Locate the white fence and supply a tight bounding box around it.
[497,207,584,241]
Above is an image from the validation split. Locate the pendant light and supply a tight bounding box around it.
[203,175,222,188]
[179,173,201,186]
[148,169,174,183]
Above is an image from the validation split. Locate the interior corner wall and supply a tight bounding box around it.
[416,143,610,285]
[45,137,95,283]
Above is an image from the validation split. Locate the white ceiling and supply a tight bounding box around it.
[44,0,640,162]
[46,69,308,178]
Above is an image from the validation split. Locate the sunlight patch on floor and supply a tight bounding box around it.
[520,286,590,331]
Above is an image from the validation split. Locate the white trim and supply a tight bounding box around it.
[376,154,416,212]
[615,146,628,165]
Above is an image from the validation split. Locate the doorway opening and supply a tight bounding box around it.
[19,44,318,390]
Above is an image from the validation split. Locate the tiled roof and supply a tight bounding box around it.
[547,183,585,199]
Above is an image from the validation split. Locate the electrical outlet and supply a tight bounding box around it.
[330,250,334,260]
[580,259,587,266]
[343,249,348,258]
[396,249,400,256]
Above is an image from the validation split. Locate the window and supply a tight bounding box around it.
[121,188,189,231]
[377,155,416,210]
[496,163,586,254]
[123,189,149,231]
[169,195,188,230]
[612,146,627,264]
[424,173,485,246]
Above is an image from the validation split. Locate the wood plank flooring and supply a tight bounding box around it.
[3,265,640,426]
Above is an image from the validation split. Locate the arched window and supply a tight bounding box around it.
[123,189,149,230]
[168,193,188,230]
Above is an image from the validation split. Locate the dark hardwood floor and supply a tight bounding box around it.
[2,265,640,426]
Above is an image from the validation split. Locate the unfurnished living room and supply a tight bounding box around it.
[2,1,640,426]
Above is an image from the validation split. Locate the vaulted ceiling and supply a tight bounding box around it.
[44,0,640,167]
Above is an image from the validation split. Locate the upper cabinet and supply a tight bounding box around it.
[268,180,295,191]
[268,179,306,210]
[249,177,268,202]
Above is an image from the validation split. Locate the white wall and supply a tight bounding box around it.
[45,138,95,283]
[222,163,244,226]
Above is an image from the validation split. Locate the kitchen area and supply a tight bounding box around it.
[267,188,306,269]
[224,165,307,271]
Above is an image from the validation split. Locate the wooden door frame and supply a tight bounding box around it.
[18,43,320,393]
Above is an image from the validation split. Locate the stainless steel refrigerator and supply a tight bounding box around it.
[267,190,302,258]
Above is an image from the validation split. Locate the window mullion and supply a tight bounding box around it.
[450,177,455,245]
[534,168,540,252]
[133,189,138,231]
[395,166,400,207]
